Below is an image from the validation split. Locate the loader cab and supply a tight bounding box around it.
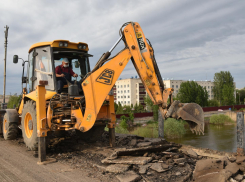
[26,40,92,94]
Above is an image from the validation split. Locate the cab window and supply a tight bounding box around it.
[33,46,54,90]
[28,50,34,92]
[53,51,90,82]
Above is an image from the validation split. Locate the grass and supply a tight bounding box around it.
[115,126,129,134]
[204,117,210,121]
[105,118,187,139]
[164,118,186,139]
[209,114,235,125]
[131,123,158,138]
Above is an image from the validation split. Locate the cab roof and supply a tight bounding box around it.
[28,40,89,53]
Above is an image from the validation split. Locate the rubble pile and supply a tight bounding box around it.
[17,132,245,182]
[99,137,195,182]
[101,136,245,182]
[44,134,192,181]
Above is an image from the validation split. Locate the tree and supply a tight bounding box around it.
[144,95,154,112]
[116,102,123,114]
[7,95,21,109]
[144,95,159,121]
[213,71,235,105]
[222,84,235,105]
[122,105,132,114]
[114,102,118,113]
[236,88,245,104]
[208,99,219,107]
[134,102,144,113]
[138,103,144,113]
[177,81,208,107]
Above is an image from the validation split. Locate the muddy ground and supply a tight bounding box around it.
[4,131,245,182]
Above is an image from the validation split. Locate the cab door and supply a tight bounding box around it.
[33,46,54,91]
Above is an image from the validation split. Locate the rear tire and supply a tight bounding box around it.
[76,125,105,142]
[21,101,38,151]
[3,113,18,140]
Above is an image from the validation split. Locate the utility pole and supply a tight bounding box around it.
[3,25,9,109]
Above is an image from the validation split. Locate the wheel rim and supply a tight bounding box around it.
[3,119,7,134]
[24,112,33,138]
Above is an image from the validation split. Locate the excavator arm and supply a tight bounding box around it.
[75,22,204,135]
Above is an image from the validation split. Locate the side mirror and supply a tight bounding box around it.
[74,61,79,68]
[22,77,28,83]
[13,55,18,64]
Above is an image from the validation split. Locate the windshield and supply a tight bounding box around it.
[53,50,91,81]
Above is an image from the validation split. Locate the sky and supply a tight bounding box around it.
[0,0,244,95]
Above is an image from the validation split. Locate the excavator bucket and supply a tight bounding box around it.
[164,100,204,135]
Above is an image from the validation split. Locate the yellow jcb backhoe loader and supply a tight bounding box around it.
[0,22,204,154]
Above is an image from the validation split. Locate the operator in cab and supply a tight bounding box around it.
[55,58,78,93]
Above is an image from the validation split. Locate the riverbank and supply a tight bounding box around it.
[111,115,238,153]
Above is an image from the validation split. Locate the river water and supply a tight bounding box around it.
[166,124,237,153]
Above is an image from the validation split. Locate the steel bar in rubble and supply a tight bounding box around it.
[237,112,245,155]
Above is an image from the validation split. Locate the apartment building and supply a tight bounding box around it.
[164,79,236,100]
[113,77,146,106]
[113,78,236,106]
[164,80,215,100]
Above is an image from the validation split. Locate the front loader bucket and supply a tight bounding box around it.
[165,100,204,135]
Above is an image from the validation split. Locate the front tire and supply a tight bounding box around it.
[21,101,38,151]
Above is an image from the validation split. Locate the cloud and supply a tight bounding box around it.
[0,0,244,96]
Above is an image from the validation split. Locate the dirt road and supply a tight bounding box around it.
[0,137,101,182]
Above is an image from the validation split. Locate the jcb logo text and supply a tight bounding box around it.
[96,69,114,85]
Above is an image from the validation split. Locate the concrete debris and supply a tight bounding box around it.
[174,158,186,164]
[175,172,181,176]
[102,156,152,165]
[137,142,152,147]
[138,164,152,174]
[107,143,181,159]
[116,171,141,182]
[186,148,198,158]
[239,163,245,172]
[150,163,168,173]
[230,178,238,182]
[234,174,244,181]
[229,157,237,162]
[129,139,137,146]
[193,159,224,181]
[106,164,130,173]
[161,163,169,169]
[146,138,166,145]
[146,172,152,176]
[192,158,244,182]
[166,158,174,165]
[225,162,240,174]
[191,148,227,159]
[178,163,185,167]
[236,156,245,164]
